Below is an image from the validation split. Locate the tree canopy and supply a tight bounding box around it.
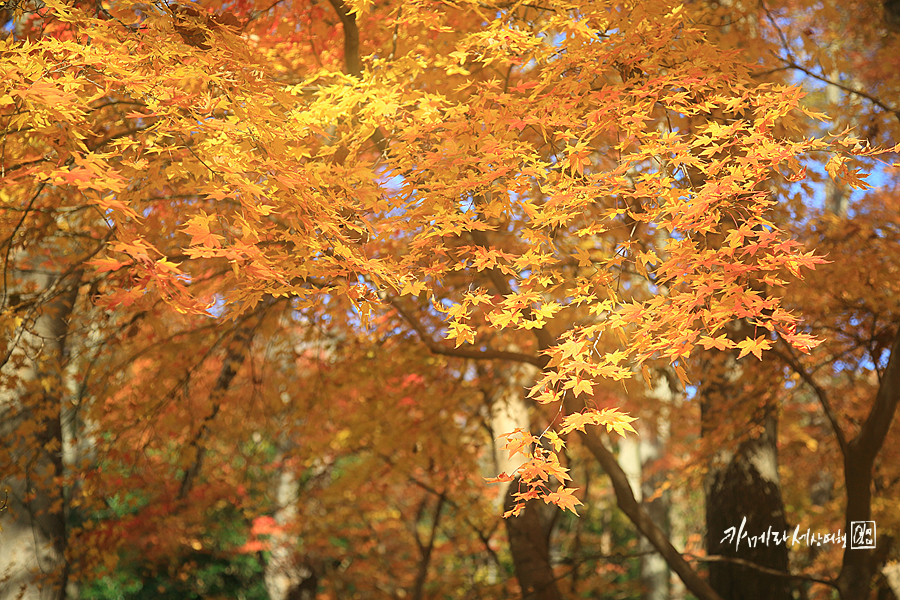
[1,0,899,599]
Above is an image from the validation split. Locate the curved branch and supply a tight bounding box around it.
[567,397,724,600]
[781,61,900,123]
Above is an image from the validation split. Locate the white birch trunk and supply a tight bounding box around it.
[0,267,80,600]
[264,462,304,600]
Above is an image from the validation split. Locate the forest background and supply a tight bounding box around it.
[1,0,899,599]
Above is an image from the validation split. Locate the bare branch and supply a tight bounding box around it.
[567,394,724,600]
[781,61,900,123]
[773,344,848,456]
[693,554,838,589]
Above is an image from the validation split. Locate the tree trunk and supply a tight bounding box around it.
[485,361,562,600]
[265,461,304,600]
[835,328,900,599]
[618,433,670,600]
[701,351,791,600]
[503,477,562,600]
[262,452,322,600]
[0,270,81,600]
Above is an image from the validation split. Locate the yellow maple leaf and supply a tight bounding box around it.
[736,336,771,360]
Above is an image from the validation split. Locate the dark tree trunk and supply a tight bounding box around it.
[701,351,792,600]
[285,572,319,600]
[836,328,900,599]
[503,476,562,600]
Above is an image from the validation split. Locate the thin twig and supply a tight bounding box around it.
[690,554,838,589]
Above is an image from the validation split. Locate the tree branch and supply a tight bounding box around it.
[412,493,446,600]
[567,396,724,600]
[837,325,900,598]
[389,296,548,368]
[773,344,848,455]
[855,324,900,461]
[177,299,277,499]
[326,0,361,77]
[693,554,838,589]
[758,0,900,123]
[1,228,115,371]
[403,472,504,570]
[780,61,900,123]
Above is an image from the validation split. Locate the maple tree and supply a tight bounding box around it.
[678,2,900,599]
[1,0,899,599]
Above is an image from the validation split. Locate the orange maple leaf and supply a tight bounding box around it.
[698,333,735,351]
[544,486,582,515]
[484,472,514,484]
[181,213,223,248]
[89,257,129,273]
